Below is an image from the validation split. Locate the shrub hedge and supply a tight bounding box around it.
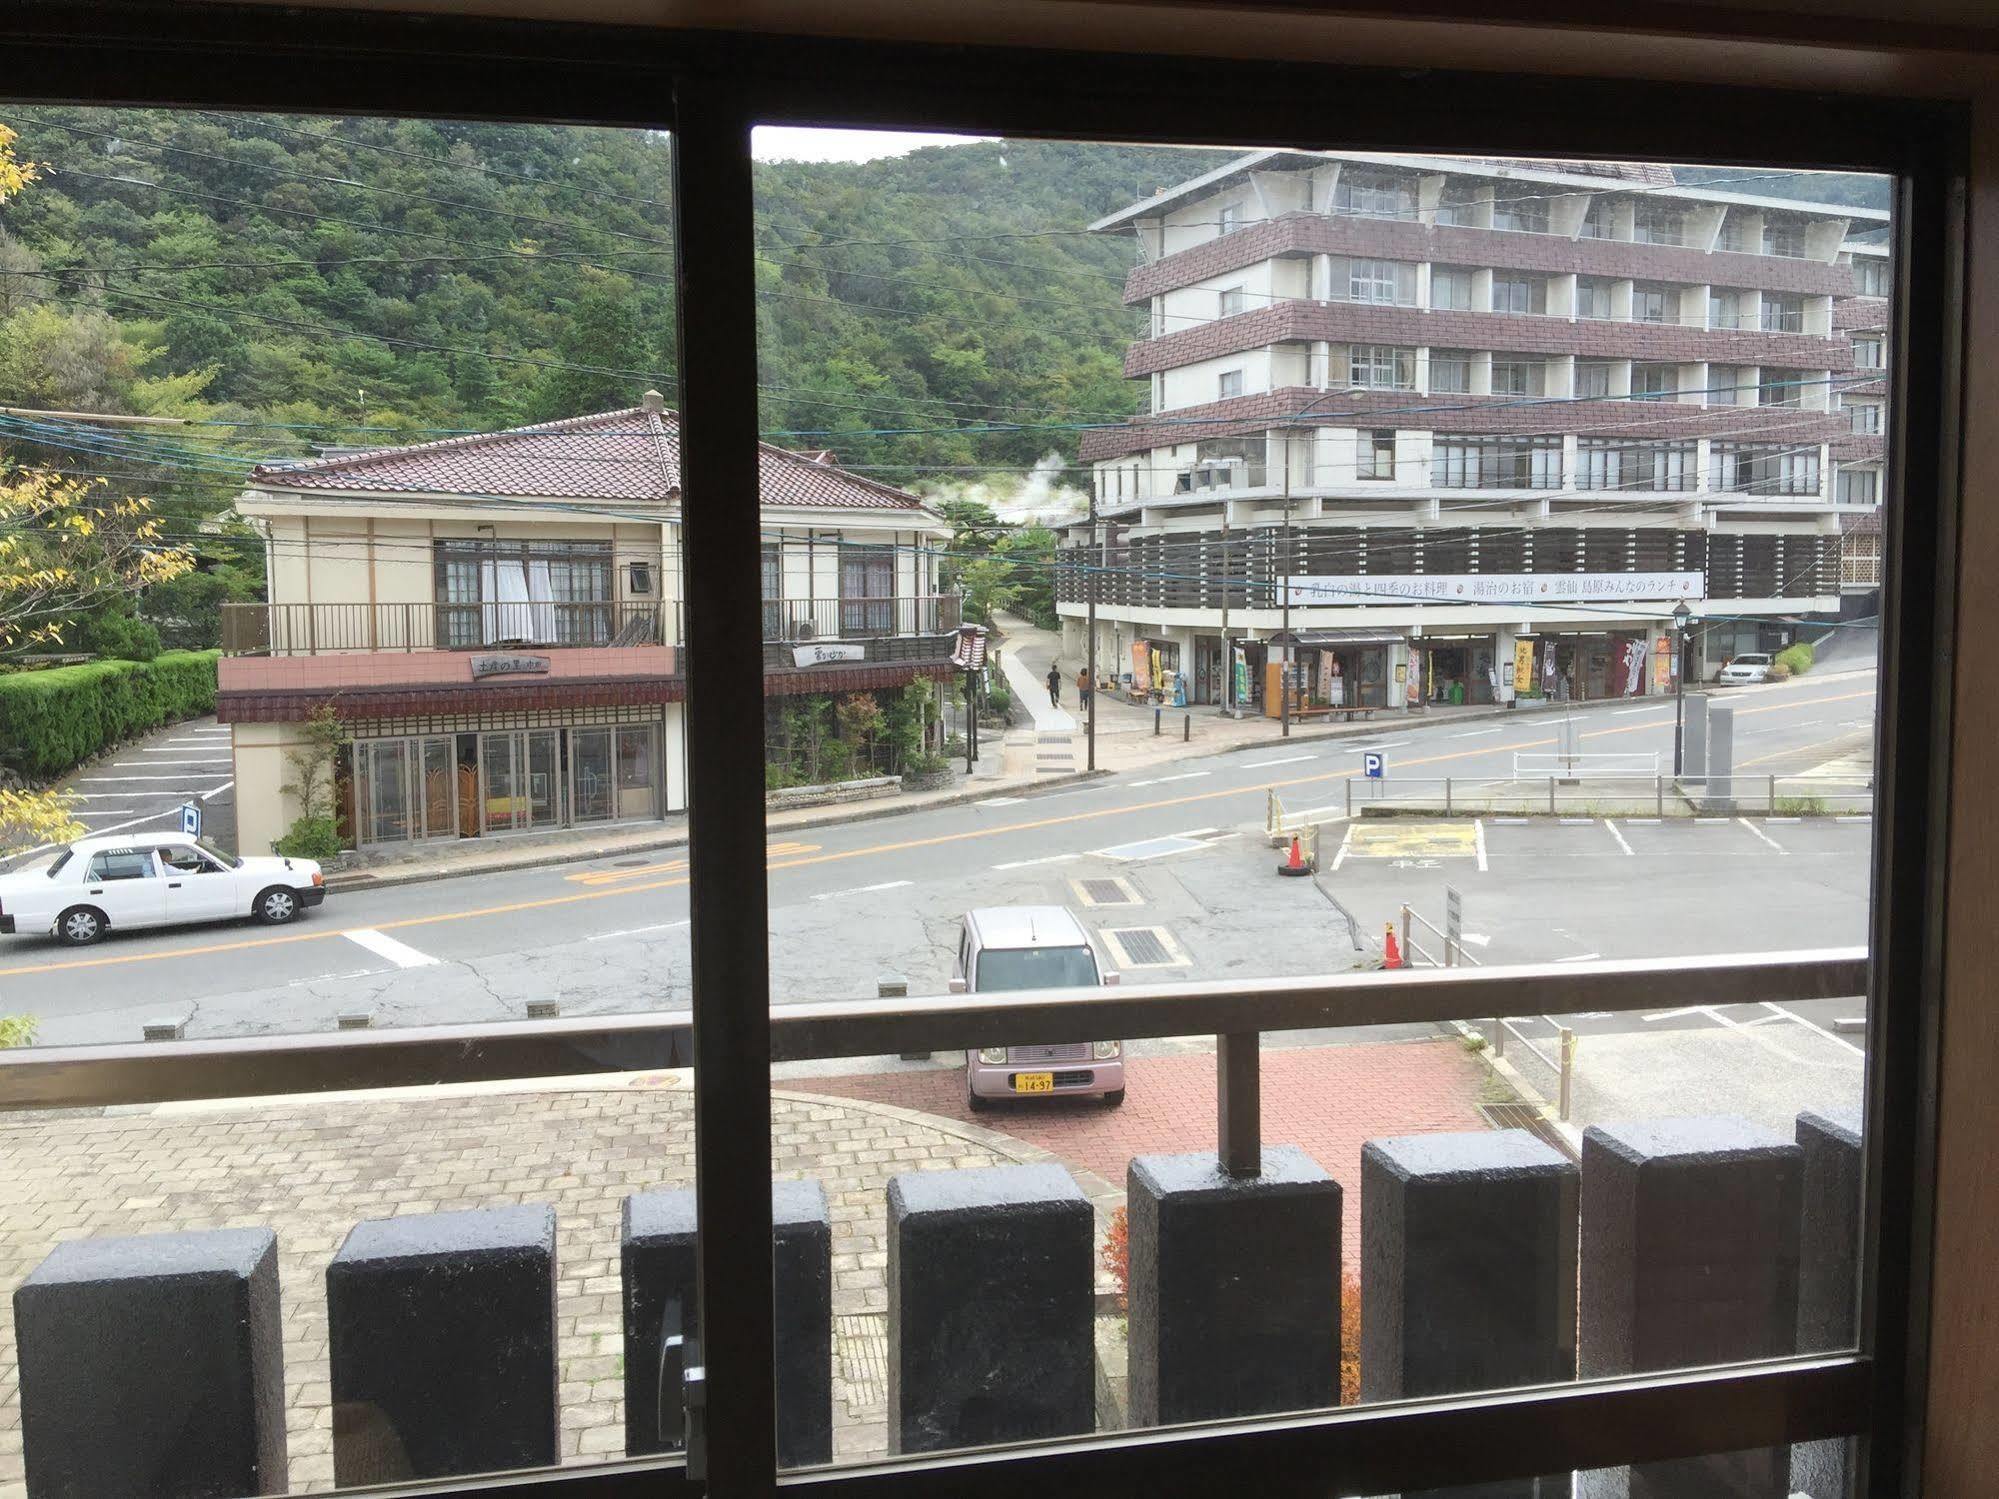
[0,651,221,779]
[1774,641,1816,677]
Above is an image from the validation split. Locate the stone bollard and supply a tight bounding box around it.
[14,1228,286,1498]
[1580,1118,1802,1499]
[1127,1147,1341,1426]
[1681,695,1708,780]
[327,1204,558,1485]
[620,1179,833,1466]
[1793,1110,1863,1499]
[1363,1131,1578,1499]
[887,1163,1094,1453]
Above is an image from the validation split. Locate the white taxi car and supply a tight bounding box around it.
[0,834,326,946]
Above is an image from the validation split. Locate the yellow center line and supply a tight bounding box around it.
[0,685,1873,978]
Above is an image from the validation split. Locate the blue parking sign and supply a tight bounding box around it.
[1363,752,1385,779]
[180,802,202,836]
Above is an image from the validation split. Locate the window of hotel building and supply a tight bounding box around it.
[1359,430,1396,479]
[1838,467,1882,505]
[1709,288,1748,328]
[1489,358,1547,397]
[1428,350,1472,393]
[1759,367,1806,406]
[1434,178,1483,226]
[1631,282,1680,323]
[1632,202,1685,244]
[1333,167,1416,219]
[1491,193,1551,233]
[1346,343,1417,390]
[1430,265,1475,310]
[1712,441,1822,495]
[1435,434,1564,489]
[1847,399,1884,434]
[1707,363,1749,404]
[1218,284,1247,318]
[1178,436,1268,492]
[1217,199,1245,234]
[1575,359,1614,399]
[1719,210,1757,252]
[1761,292,1805,332]
[1491,273,1547,314]
[1577,438,1697,492]
[1763,218,1807,257]
[1347,257,1417,305]
[1218,368,1244,399]
[1575,276,1615,319]
[1855,335,1885,368]
[1578,199,1615,239]
[434,538,616,648]
[1631,362,1678,400]
[1856,257,1888,295]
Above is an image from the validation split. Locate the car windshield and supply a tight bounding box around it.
[195,837,242,869]
[975,945,1101,991]
[1735,654,1772,665]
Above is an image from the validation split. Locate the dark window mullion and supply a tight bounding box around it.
[672,81,779,1499]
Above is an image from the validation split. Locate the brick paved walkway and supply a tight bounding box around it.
[0,1038,1491,1494]
[806,1038,1497,1266]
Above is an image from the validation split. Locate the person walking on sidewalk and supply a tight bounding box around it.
[1077,666,1092,712]
[1046,663,1062,708]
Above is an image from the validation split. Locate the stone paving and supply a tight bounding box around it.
[0,1039,1492,1494]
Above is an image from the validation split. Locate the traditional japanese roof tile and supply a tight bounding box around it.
[247,396,935,514]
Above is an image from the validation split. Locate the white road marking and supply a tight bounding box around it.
[1556,952,1603,963]
[1611,706,1661,716]
[1623,818,1661,825]
[585,920,690,942]
[1449,727,1504,738]
[1173,828,1219,839]
[1605,821,1635,857]
[1694,817,1730,825]
[1836,815,1873,823]
[1460,933,1492,948]
[342,928,438,969]
[812,880,914,901]
[1738,818,1788,853]
[1127,771,1211,787]
[1761,1001,1866,1057]
[287,968,379,987]
[1559,817,1594,826]
[1242,753,1317,768]
[1644,1005,1706,1022]
[72,808,138,817]
[1474,818,1488,872]
[1766,816,1801,824]
[79,773,232,783]
[140,747,233,756]
[200,781,234,801]
[977,798,1024,808]
[1331,825,1356,872]
[991,853,1081,871]
[1489,817,1529,826]
[62,807,182,837]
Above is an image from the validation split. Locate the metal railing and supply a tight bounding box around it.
[222,600,668,655]
[1345,774,1873,817]
[1512,751,1661,778]
[759,595,960,643]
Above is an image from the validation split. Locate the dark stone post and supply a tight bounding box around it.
[887,1163,1093,1453]
[1580,1118,1802,1499]
[620,1178,833,1466]
[1363,1130,1579,1499]
[1793,1110,1863,1499]
[327,1203,558,1485]
[1127,1146,1341,1425]
[14,1228,286,1498]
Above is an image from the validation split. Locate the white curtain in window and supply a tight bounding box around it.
[527,559,557,641]
[492,559,532,642]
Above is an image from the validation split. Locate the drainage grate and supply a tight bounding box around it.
[1072,877,1139,908]
[1102,925,1189,968]
[1481,1101,1576,1159]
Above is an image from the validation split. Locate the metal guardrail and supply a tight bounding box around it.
[1511,751,1661,778]
[1345,774,1873,817]
[0,949,1867,1113]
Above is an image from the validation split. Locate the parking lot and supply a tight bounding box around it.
[51,715,236,851]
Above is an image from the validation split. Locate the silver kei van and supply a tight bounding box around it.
[948,905,1125,1109]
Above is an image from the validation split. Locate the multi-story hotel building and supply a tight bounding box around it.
[1064,152,1889,715]
[216,393,958,854]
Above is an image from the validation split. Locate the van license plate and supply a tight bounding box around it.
[1013,1072,1054,1093]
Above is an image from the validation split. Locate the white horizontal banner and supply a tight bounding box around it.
[1286,572,1706,607]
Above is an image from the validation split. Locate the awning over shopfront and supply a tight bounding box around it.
[1267,630,1405,647]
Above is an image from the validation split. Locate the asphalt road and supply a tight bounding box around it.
[1,670,1877,1047]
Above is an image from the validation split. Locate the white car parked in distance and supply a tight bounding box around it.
[0,833,326,946]
[1717,652,1775,685]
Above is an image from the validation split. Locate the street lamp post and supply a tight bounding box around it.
[1671,599,1692,776]
[1086,490,1098,773]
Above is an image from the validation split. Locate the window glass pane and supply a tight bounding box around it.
[0,102,684,1493]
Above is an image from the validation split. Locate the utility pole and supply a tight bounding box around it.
[1671,599,1692,776]
[1086,489,1099,772]
[1280,449,1294,739]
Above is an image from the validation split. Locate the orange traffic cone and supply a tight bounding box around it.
[1276,833,1311,877]
[1383,922,1403,970]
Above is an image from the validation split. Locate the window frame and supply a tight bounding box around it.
[0,12,1961,1499]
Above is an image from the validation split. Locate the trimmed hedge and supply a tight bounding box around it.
[1774,641,1816,677]
[0,651,221,779]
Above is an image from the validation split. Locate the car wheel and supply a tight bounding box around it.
[255,886,300,925]
[57,906,106,947]
[1103,1088,1126,1108]
[966,1089,994,1113]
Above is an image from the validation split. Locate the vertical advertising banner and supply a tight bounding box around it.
[1232,646,1249,704]
[1653,634,1674,691]
[1513,637,1536,694]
